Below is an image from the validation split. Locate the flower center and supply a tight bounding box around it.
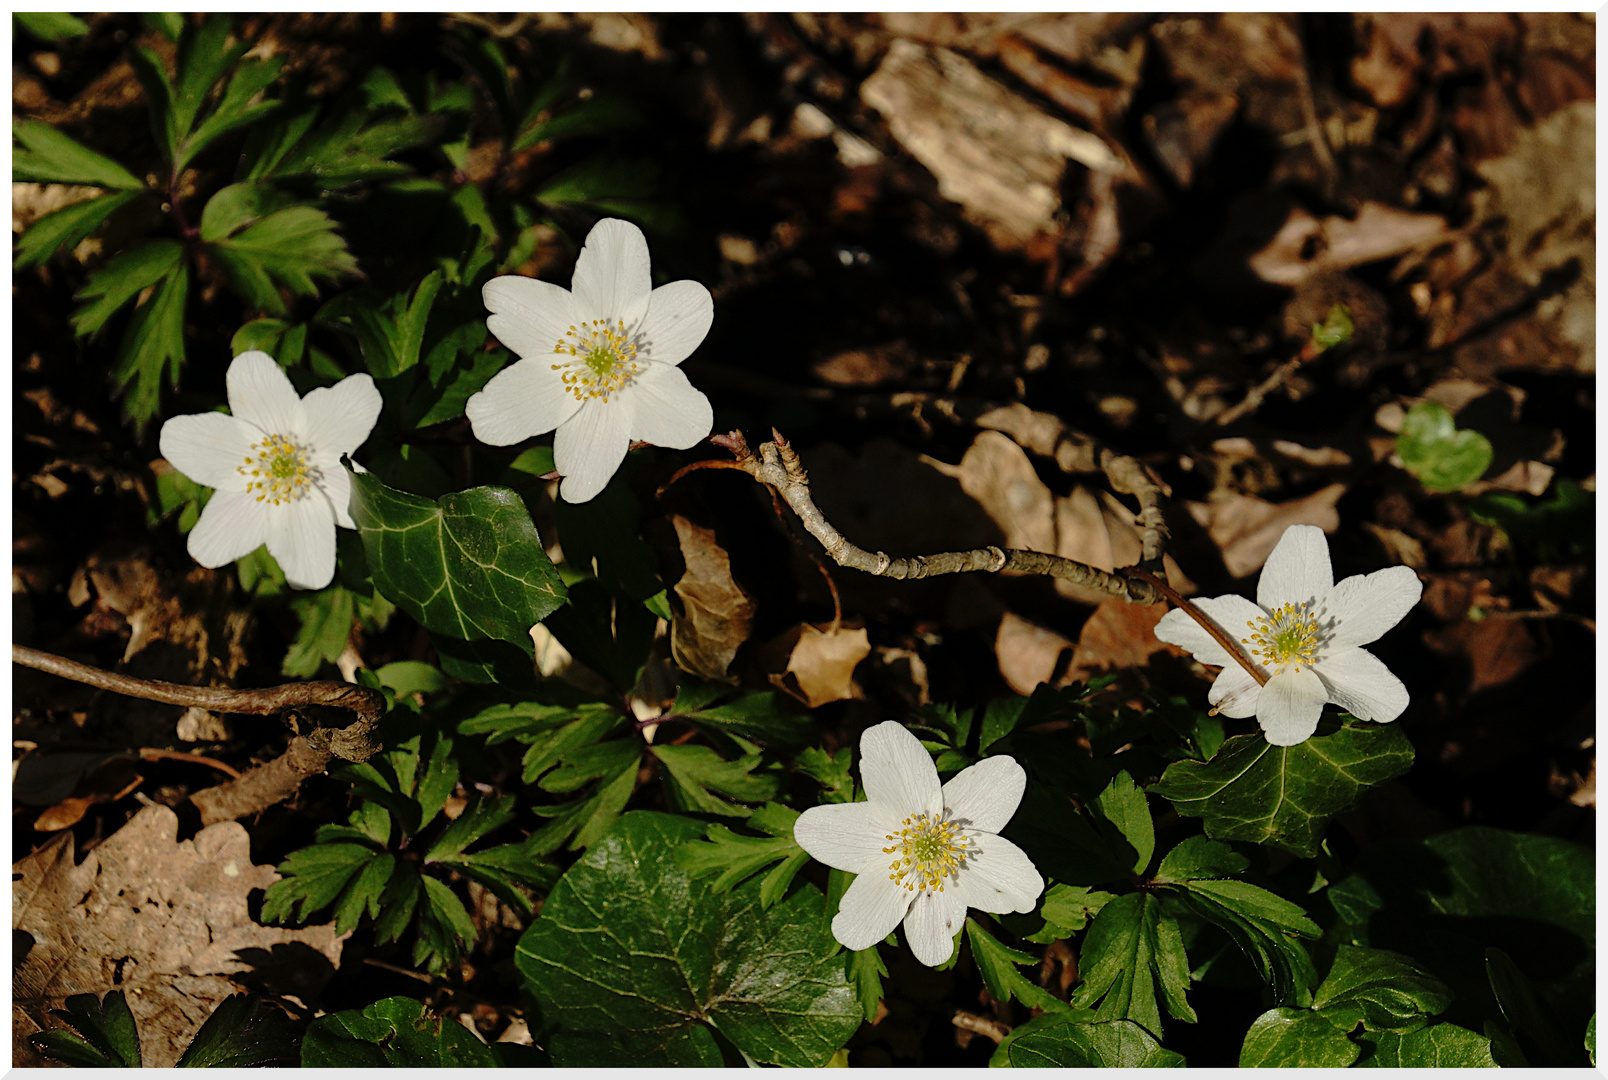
[883,811,970,893]
[239,433,317,505]
[552,318,641,402]
[1242,601,1321,671]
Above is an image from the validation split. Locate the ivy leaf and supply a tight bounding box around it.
[1070,892,1196,1034]
[12,118,145,188]
[348,469,566,648]
[1239,1008,1358,1067]
[991,1015,1184,1068]
[651,743,777,817]
[30,990,142,1067]
[301,997,499,1067]
[1397,401,1494,492]
[14,190,145,269]
[516,811,861,1067]
[1311,945,1452,1033]
[675,802,808,907]
[1149,719,1414,857]
[174,994,300,1067]
[1355,1024,1500,1068]
[965,919,1073,1013]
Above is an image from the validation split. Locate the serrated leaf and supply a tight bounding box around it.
[111,263,189,430]
[1169,879,1319,1005]
[1356,1023,1499,1067]
[1095,771,1154,874]
[176,54,285,172]
[651,743,777,816]
[521,710,624,784]
[1024,883,1116,944]
[516,811,861,1067]
[282,585,355,677]
[1311,945,1452,1033]
[513,91,639,152]
[530,754,638,853]
[70,238,185,337]
[1397,401,1494,492]
[348,468,566,647]
[175,995,300,1068]
[244,106,441,187]
[1150,719,1414,857]
[1238,1007,1358,1067]
[14,189,144,269]
[966,919,1073,1013]
[675,802,805,902]
[1153,834,1248,883]
[415,875,478,971]
[991,1015,1184,1067]
[301,997,499,1067]
[261,842,383,925]
[847,945,888,1024]
[1070,892,1196,1033]
[426,793,516,862]
[795,745,855,804]
[371,863,422,945]
[667,682,811,751]
[13,118,144,188]
[208,204,359,316]
[34,991,142,1067]
[319,271,442,379]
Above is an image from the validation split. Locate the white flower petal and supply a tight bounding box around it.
[571,218,651,329]
[1319,566,1423,653]
[626,363,713,450]
[1156,593,1267,670]
[940,755,1025,834]
[552,396,633,504]
[859,721,942,817]
[793,801,899,874]
[903,887,966,967]
[1313,647,1410,723]
[159,412,252,491]
[226,351,305,436]
[266,496,337,590]
[949,832,1043,914]
[831,870,912,952]
[1256,524,1333,608]
[186,490,269,568]
[1209,665,1262,718]
[483,274,575,359]
[636,279,713,366]
[1257,667,1326,746]
[317,464,354,530]
[302,373,382,461]
[466,358,583,446]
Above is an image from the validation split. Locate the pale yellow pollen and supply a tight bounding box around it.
[551,318,641,403]
[238,433,316,505]
[881,811,970,894]
[1241,600,1322,671]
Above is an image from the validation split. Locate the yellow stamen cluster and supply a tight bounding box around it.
[883,811,970,893]
[1243,601,1322,671]
[239,433,316,505]
[551,318,641,403]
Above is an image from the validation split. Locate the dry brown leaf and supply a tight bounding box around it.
[1188,484,1346,578]
[811,343,913,387]
[762,622,872,708]
[1249,201,1447,288]
[1064,599,1170,684]
[995,611,1074,695]
[1422,613,1540,697]
[925,431,1056,553]
[668,515,756,681]
[14,803,343,1067]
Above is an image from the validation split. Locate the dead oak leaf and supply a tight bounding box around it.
[14,803,342,1067]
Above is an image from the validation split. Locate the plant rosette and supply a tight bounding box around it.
[793,721,1044,967]
[158,350,382,589]
[1154,524,1423,746]
[466,217,715,503]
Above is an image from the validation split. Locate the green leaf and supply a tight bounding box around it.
[1311,945,1452,1033]
[175,994,299,1067]
[13,118,145,188]
[301,996,499,1067]
[231,317,307,365]
[282,585,355,677]
[142,12,184,41]
[520,709,624,784]
[965,919,1072,1014]
[516,811,861,1067]
[348,469,566,648]
[1469,479,1594,564]
[111,262,189,430]
[15,12,91,41]
[1070,892,1196,1033]
[847,946,888,1025]
[668,682,812,752]
[1167,878,1320,1005]
[675,802,807,905]
[1238,1008,1357,1068]
[513,91,640,151]
[1095,771,1154,874]
[415,875,478,971]
[530,751,638,853]
[176,54,285,172]
[71,238,185,337]
[1310,303,1355,351]
[1150,719,1414,857]
[244,106,441,187]
[261,842,384,925]
[1023,883,1116,944]
[319,271,442,379]
[991,1015,1184,1067]
[32,990,142,1067]
[14,189,144,269]
[651,743,777,816]
[1355,1023,1499,1067]
[374,660,447,702]
[1153,834,1248,882]
[207,204,360,317]
[795,745,855,804]
[1396,401,1494,492]
[426,793,516,863]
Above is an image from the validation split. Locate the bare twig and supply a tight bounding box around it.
[708,430,1164,605]
[13,644,386,824]
[1125,567,1269,688]
[1215,339,1324,427]
[137,747,242,779]
[952,1010,1011,1044]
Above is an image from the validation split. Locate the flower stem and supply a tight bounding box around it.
[1123,567,1269,687]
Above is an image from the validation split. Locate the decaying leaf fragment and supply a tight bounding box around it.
[668,514,756,681]
[14,803,342,1067]
[762,622,873,708]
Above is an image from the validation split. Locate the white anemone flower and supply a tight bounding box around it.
[1154,524,1423,746]
[158,351,382,590]
[793,721,1044,967]
[466,217,714,503]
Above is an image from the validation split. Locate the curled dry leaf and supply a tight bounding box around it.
[762,622,873,708]
[1187,484,1345,579]
[13,803,343,1067]
[668,514,756,682]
